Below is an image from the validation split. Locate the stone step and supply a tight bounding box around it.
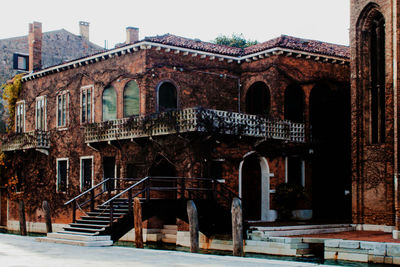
[249,224,353,231]
[57,230,98,236]
[76,219,110,224]
[70,223,109,228]
[161,229,177,235]
[47,233,111,241]
[63,226,103,233]
[163,225,178,230]
[161,237,177,244]
[163,233,177,240]
[251,226,355,238]
[36,237,113,247]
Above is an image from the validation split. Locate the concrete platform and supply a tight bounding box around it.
[0,234,329,267]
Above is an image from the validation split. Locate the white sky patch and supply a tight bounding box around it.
[0,0,350,48]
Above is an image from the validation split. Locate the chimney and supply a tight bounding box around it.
[79,21,90,41]
[28,21,42,72]
[126,27,139,44]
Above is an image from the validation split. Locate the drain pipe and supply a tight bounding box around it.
[238,78,241,113]
[393,0,399,238]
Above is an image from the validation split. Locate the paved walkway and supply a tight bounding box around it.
[0,234,334,267]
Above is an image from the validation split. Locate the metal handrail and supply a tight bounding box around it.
[64,178,111,205]
[101,177,149,206]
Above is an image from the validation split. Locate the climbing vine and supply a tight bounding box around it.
[1,74,23,132]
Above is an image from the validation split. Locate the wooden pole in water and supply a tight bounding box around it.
[232,197,243,256]
[187,200,199,253]
[42,200,52,233]
[19,200,26,236]
[134,197,144,248]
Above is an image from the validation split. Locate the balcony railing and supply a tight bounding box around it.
[85,107,305,143]
[1,130,50,152]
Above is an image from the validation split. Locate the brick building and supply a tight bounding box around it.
[0,24,350,239]
[350,0,400,237]
[0,21,103,131]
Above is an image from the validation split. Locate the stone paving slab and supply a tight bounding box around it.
[0,234,334,267]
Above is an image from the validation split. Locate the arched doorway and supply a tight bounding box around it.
[245,82,271,116]
[239,153,274,221]
[309,84,351,222]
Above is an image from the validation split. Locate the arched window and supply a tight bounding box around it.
[245,82,270,116]
[158,82,177,112]
[369,12,385,143]
[358,7,386,143]
[284,85,304,122]
[123,81,140,117]
[102,86,117,121]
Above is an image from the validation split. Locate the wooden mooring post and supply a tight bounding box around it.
[42,200,52,233]
[187,200,199,253]
[134,197,144,248]
[231,197,243,256]
[19,200,26,236]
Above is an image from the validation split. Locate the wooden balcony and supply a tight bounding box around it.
[2,131,50,153]
[85,107,305,144]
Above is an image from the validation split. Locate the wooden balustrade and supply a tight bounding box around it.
[2,131,50,152]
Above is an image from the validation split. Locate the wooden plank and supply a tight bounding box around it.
[19,200,27,236]
[187,200,199,253]
[134,197,143,248]
[231,197,243,256]
[43,200,52,233]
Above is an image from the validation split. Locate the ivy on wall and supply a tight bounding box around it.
[2,74,23,132]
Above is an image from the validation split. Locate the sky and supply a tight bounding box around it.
[0,0,350,48]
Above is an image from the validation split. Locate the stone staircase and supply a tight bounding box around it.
[248,224,355,239]
[36,198,130,246]
[161,225,177,244]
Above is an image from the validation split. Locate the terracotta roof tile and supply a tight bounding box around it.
[243,35,349,58]
[145,34,349,59]
[144,34,242,56]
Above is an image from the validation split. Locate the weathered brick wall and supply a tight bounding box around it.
[350,0,396,225]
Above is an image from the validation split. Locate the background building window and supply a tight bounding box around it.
[80,157,93,191]
[13,53,29,71]
[57,92,69,127]
[81,86,93,124]
[16,101,25,133]
[57,158,68,192]
[123,81,140,117]
[158,82,177,112]
[35,96,46,130]
[102,86,117,121]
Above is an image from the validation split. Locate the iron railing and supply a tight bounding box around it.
[64,176,239,226]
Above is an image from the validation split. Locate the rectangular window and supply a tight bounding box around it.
[35,96,47,130]
[209,160,223,180]
[285,157,305,187]
[57,92,69,128]
[15,101,25,133]
[81,86,93,124]
[57,158,68,192]
[80,156,93,191]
